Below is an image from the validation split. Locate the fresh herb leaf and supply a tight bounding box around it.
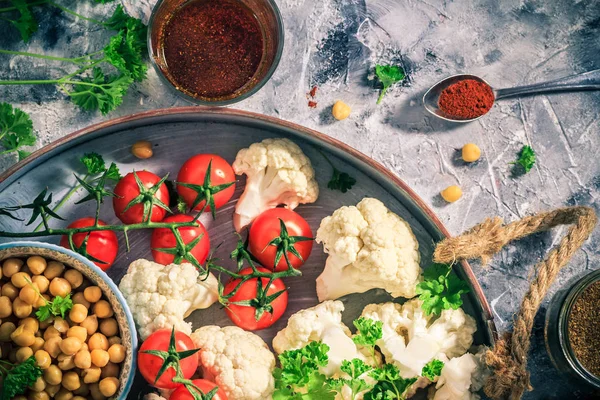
[511,145,536,173]
[0,102,36,158]
[353,317,383,347]
[105,162,122,181]
[319,150,356,193]
[103,22,147,82]
[0,356,43,399]
[81,152,106,174]
[7,0,38,43]
[375,65,405,104]
[327,359,374,397]
[415,264,470,315]
[421,359,444,381]
[35,294,73,322]
[94,0,116,3]
[68,67,133,115]
[366,364,417,400]
[104,5,135,31]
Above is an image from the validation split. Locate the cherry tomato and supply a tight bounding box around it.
[223,267,288,331]
[59,217,118,271]
[113,171,170,224]
[138,329,199,390]
[177,154,236,212]
[248,208,313,272]
[170,379,228,400]
[151,214,210,266]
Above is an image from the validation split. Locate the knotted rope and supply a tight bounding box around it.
[433,206,597,400]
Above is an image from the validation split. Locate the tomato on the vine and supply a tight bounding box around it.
[151,214,210,266]
[223,267,288,331]
[138,329,199,390]
[248,208,313,272]
[170,379,228,400]
[59,217,118,271]
[113,171,170,224]
[177,154,236,214]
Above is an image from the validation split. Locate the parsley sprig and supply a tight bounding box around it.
[415,264,470,316]
[0,356,43,399]
[375,65,406,104]
[0,102,36,160]
[319,150,357,193]
[421,359,444,381]
[36,294,74,322]
[510,145,536,174]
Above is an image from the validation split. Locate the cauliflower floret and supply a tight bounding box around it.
[316,198,421,301]
[119,259,219,339]
[361,300,476,379]
[273,301,375,377]
[430,351,486,400]
[191,325,276,400]
[232,138,319,231]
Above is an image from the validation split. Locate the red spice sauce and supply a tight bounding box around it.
[438,79,495,120]
[161,0,264,100]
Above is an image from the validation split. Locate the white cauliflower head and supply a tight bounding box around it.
[361,300,477,379]
[118,259,219,339]
[272,301,374,377]
[431,351,486,400]
[315,198,422,301]
[232,138,319,231]
[191,325,276,400]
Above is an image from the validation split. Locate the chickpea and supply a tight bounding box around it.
[88,383,105,400]
[13,297,33,318]
[19,283,40,306]
[31,337,45,353]
[0,296,12,318]
[0,322,16,342]
[32,275,50,293]
[332,100,352,120]
[11,325,36,347]
[58,353,76,370]
[107,336,121,346]
[80,315,98,336]
[60,337,83,356]
[99,318,118,337]
[2,258,23,278]
[69,304,88,324]
[440,185,463,203]
[88,333,108,351]
[1,283,19,300]
[11,272,31,289]
[30,376,46,392]
[61,370,81,390]
[49,278,71,298]
[45,384,61,397]
[44,261,65,280]
[100,362,119,379]
[44,364,63,385]
[19,317,39,333]
[98,377,119,397]
[91,349,110,367]
[80,342,89,352]
[16,345,33,362]
[131,140,153,159]
[28,392,50,400]
[83,286,102,303]
[82,366,102,383]
[93,300,113,319]
[73,382,89,396]
[72,292,90,309]
[34,294,48,309]
[39,320,51,330]
[73,396,87,400]
[43,326,60,340]
[54,388,74,400]
[27,256,47,275]
[67,326,87,343]
[43,336,62,358]
[53,317,69,333]
[35,349,52,369]
[462,143,481,162]
[107,343,125,363]
[74,349,92,369]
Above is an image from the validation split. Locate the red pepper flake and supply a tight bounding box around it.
[308,101,318,108]
[309,86,318,98]
[438,79,495,120]
[306,86,319,108]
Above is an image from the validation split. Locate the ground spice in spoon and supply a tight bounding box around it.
[568,280,600,376]
[438,79,495,120]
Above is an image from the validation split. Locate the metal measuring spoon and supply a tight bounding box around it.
[423,69,600,123]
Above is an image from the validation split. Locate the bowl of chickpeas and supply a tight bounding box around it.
[0,241,137,400]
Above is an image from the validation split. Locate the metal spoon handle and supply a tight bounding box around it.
[495,69,600,100]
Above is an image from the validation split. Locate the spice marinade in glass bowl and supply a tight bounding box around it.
[148,0,284,105]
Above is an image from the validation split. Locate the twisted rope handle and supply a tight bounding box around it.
[433,206,597,400]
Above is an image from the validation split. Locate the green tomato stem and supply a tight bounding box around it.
[377,86,388,104]
[33,174,89,232]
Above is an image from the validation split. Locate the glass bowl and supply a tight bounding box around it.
[148,0,284,106]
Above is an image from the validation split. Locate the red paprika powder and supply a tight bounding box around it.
[438,79,495,120]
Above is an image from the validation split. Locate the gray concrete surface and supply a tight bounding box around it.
[1,0,600,398]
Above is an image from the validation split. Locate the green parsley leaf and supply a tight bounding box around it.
[366,364,417,400]
[327,358,374,397]
[105,162,122,181]
[415,263,470,315]
[375,65,405,104]
[421,359,444,381]
[0,356,43,399]
[69,67,133,115]
[35,294,73,322]
[353,317,383,347]
[511,145,536,173]
[104,5,133,31]
[8,0,38,43]
[81,152,106,174]
[94,0,116,3]
[328,168,356,193]
[103,22,147,82]
[0,102,36,157]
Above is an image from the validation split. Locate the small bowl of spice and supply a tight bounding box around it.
[546,269,600,389]
[148,0,284,105]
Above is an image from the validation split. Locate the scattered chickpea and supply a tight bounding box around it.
[440,185,463,203]
[11,325,36,347]
[32,276,49,293]
[53,317,69,334]
[461,143,481,162]
[107,344,125,364]
[13,297,33,318]
[69,304,88,324]
[91,349,110,368]
[11,272,31,289]
[82,367,102,384]
[57,353,76,370]
[3,258,23,278]
[62,371,81,391]
[93,300,113,319]
[35,349,52,369]
[19,283,40,306]
[100,361,119,379]
[44,364,63,385]
[15,346,33,363]
[31,337,45,353]
[63,269,83,289]
[19,317,39,332]
[2,283,19,300]
[67,326,88,343]
[0,296,12,318]
[30,391,50,400]
[88,333,109,351]
[27,256,47,275]
[59,337,83,356]
[54,387,74,400]
[99,318,118,337]
[331,100,351,120]
[49,278,71,298]
[0,322,16,341]
[43,261,64,280]
[30,376,46,392]
[80,315,99,336]
[44,336,62,358]
[83,287,102,303]
[131,140,154,159]
[99,377,119,397]
[74,349,92,369]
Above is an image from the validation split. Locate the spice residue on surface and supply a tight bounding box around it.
[307,86,318,108]
[568,280,600,377]
[438,79,495,120]
[161,0,264,99]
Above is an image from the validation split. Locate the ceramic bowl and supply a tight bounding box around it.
[0,241,137,399]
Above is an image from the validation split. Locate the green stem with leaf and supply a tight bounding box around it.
[33,174,89,232]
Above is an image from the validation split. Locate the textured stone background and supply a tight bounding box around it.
[1,0,600,398]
